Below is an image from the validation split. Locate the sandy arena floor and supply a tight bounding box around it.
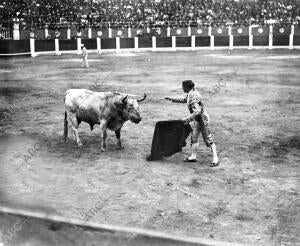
[0,49,299,246]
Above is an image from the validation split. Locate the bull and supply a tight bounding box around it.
[64,89,146,151]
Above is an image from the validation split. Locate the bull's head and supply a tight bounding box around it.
[118,93,146,124]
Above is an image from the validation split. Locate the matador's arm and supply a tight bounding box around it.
[165,95,188,103]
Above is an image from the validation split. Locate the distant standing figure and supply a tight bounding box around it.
[81,44,89,68]
[165,80,219,167]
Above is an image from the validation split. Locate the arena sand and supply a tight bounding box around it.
[0,49,299,245]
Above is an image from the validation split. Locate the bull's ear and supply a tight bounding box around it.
[122,95,128,105]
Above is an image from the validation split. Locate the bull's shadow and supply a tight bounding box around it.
[41,131,129,161]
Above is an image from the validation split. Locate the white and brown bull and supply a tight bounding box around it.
[64,89,146,151]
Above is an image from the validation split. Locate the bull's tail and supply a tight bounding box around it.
[64,111,68,142]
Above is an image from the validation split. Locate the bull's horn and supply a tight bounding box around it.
[122,95,128,104]
[116,92,139,98]
[124,93,140,97]
[137,93,146,102]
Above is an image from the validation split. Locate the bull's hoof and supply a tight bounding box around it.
[101,148,106,152]
[116,145,124,150]
[77,142,83,147]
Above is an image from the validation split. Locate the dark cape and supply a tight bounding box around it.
[147,120,192,161]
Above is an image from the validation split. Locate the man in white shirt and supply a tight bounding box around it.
[81,44,89,68]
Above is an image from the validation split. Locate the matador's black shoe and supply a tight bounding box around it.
[210,161,219,167]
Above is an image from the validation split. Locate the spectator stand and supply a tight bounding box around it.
[1,0,300,56]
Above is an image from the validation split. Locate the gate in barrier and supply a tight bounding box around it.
[232,26,249,46]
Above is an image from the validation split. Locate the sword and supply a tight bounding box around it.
[166,182,201,200]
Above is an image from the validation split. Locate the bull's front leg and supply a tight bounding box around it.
[99,119,108,152]
[115,128,123,149]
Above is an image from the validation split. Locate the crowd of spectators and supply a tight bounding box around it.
[0,0,299,30]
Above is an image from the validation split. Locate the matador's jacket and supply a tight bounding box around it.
[169,90,214,147]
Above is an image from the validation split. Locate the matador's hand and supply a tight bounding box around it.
[182,117,190,124]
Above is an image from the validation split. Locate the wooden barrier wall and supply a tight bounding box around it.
[1,32,300,56]
[0,206,244,246]
[0,40,30,54]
